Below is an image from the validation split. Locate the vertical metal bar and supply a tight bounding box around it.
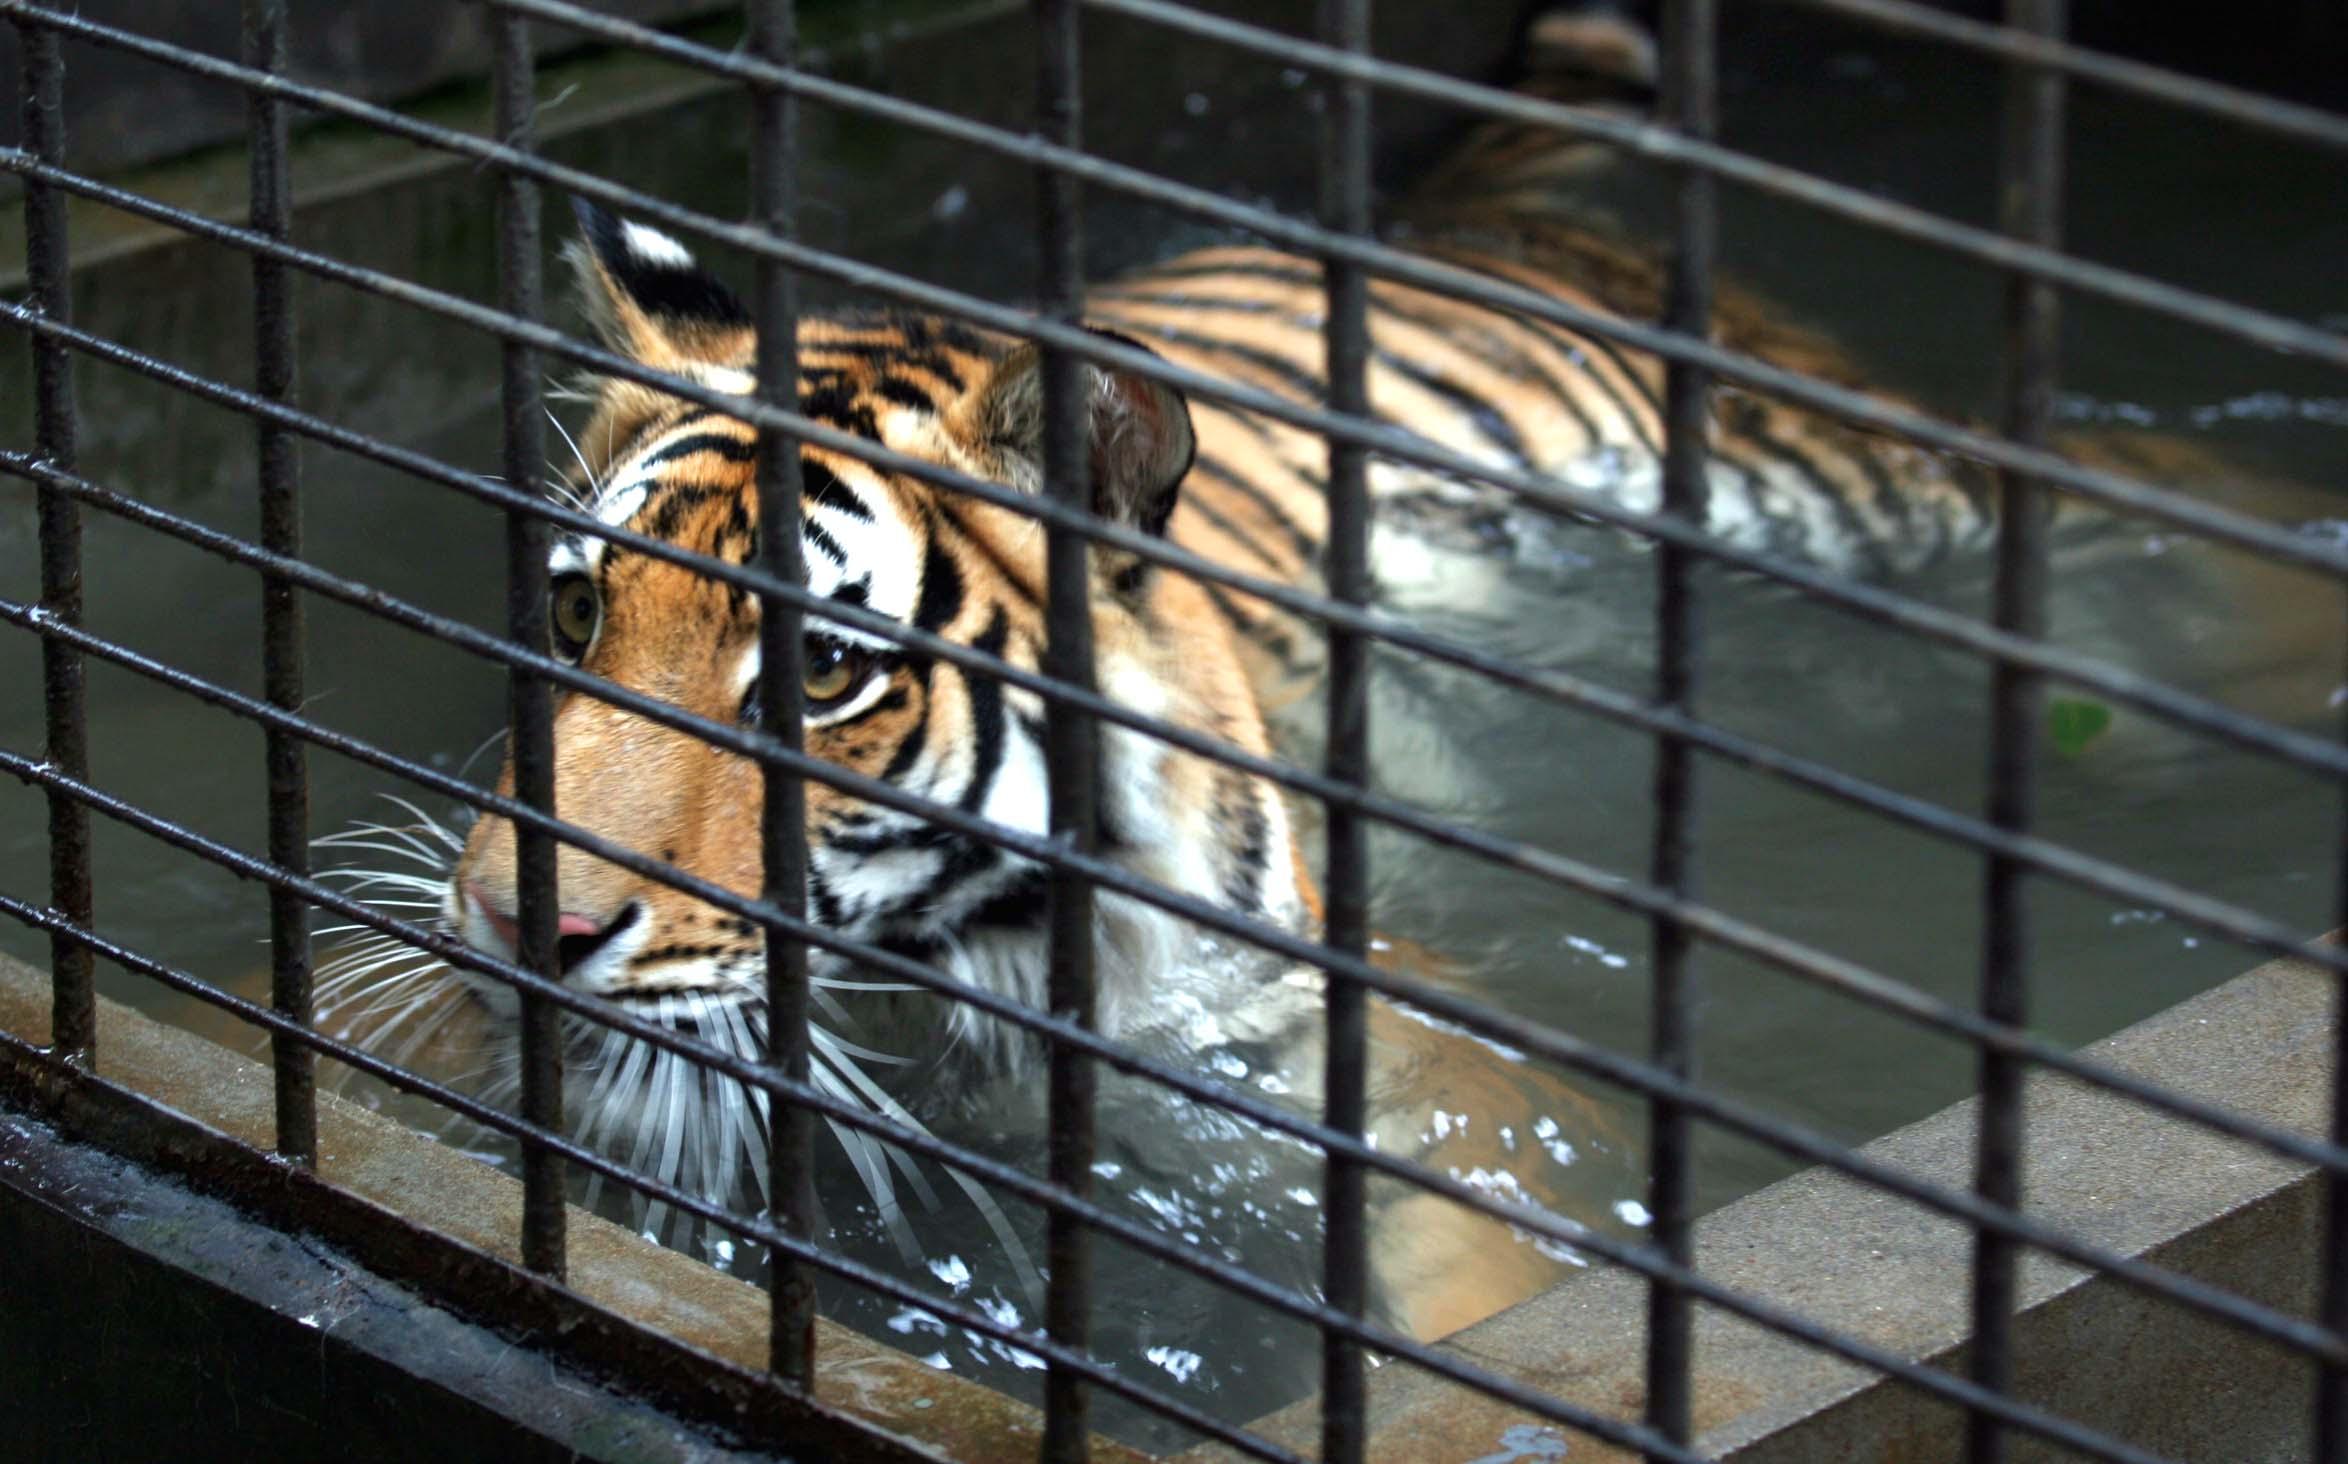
[1644,0,1716,1453]
[1967,4,2065,1460]
[16,18,95,1067]
[1315,1,1373,1462]
[244,0,315,1167]
[1034,0,1097,1457]
[746,0,816,1391]
[490,1,566,1280]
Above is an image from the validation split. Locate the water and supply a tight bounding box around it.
[2,9,2343,1450]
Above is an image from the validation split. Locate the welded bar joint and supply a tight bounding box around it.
[1967,4,2066,1461]
[489,1,567,1280]
[1646,0,1718,1454]
[745,0,818,1392]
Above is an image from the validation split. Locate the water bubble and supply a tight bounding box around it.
[1183,92,1209,117]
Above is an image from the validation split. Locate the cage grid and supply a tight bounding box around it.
[2,0,2346,1461]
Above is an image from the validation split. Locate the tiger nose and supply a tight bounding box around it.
[465,881,637,974]
[554,901,641,976]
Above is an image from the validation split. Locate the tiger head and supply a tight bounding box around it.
[439,202,1311,1078]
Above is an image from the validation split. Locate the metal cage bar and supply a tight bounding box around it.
[1315,1,1374,1461]
[1644,0,1718,1453]
[19,0,2344,607]
[488,3,568,1280]
[242,0,315,1169]
[1966,2,2067,1459]
[13,13,94,1068]
[743,0,820,1391]
[1036,0,1102,1456]
[1766,0,2348,152]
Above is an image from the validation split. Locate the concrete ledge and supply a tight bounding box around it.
[1191,948,2336,1464]
[0,951,1144,1464]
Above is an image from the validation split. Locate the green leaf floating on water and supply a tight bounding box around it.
[2048,697,2114,758]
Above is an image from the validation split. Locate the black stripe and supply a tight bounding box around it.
[1374,348,1528,466]
[1716,396,1879,566]
[1177,465,1299,572]
[912,529,966,632]
[1103,317,1333,412]
[639,430,757,469]
[953,610,1011,814]
[1186,446,1321,564]
[877,684,933,784]
[802,517,848,566]
[1106,278,1596,469]
[801,459,875,521]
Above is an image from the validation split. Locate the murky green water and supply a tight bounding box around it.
[2,8,2342,1449]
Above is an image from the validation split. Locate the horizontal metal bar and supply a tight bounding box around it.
[0,892,1694,1464]
[0,907,1307,1464]
[12,419,2348,1182]
[1076,0,2348,367]
[5,180,2345,815]
[0,779,2212,1464]
[10,163,2343,807]
[13,441,2348,1196]
[1767,0,2348,153]
[0,687,2223,1464]
[6,11,2348,593]
[1,619,2338,1373]
[5,551,2341,1341]
[0,194,2337,990]
[7,879,2208,1464]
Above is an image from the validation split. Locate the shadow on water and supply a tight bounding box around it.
[1,5,2343,1449]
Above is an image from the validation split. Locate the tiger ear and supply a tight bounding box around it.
[565,198,752,368]
[955,333,1197,548]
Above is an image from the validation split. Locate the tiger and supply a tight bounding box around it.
[317,2,2022,1351]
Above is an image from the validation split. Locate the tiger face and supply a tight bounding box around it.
[443,203,1309,1077]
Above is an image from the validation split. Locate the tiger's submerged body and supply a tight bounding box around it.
[322,8,2041,1345]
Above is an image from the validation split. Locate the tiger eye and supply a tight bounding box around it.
[549,572,601,661]
[804,638,869,706]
